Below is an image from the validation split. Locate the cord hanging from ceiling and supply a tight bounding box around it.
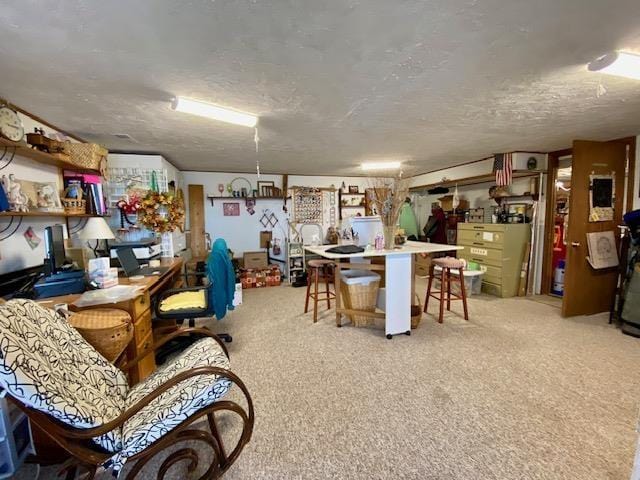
[254,126,260,179]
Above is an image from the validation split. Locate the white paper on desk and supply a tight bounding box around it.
[73,285,145,307]
[482,232,494,242]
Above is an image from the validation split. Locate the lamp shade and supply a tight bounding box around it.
[78,217,116,240]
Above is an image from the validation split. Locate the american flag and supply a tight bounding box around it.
[493,152,512,186]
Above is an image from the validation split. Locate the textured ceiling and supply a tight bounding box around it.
[1,1,640,176]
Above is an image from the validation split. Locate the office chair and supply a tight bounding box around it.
[154,239,237,360]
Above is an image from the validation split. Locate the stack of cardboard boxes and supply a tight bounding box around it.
[241,251,282,289]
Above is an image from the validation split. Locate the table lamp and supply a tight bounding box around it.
[78,217,116,257]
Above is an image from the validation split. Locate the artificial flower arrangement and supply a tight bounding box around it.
[138,191,185,233]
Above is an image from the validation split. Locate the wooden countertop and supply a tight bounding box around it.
[37,257,184,308]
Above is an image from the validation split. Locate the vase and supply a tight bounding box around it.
[383,225,396,250]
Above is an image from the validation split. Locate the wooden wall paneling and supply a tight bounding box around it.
[188,184,207,258]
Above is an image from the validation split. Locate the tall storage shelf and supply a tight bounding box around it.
[287,241,305,284]
[456,223,531,297]
[0,396,33,478]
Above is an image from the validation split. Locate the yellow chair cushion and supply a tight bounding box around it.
[159,290,206,312]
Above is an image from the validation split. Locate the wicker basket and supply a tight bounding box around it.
[62,185,86,215]
[340,272,380,327]
[67,142,108,173]
[69,309,133,362]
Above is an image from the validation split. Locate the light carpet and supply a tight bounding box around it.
[16,280,640,479]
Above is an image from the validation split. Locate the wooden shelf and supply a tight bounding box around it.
[495,193,540,203]
[340,192,365,196]
[0,137,100,174]
[340,205,366,208]
[409,170,545,192]
[0,211,108,218]
[206,195,290,206]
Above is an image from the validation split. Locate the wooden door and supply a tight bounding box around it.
[188,184,207,258]
[562,140,627,317]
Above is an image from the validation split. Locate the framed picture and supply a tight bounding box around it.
[258,181,275,197]
[348,185,359,193]
[20,180,64,212]
[223,202,240,216]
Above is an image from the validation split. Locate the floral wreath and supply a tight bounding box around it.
[138,191,185,233]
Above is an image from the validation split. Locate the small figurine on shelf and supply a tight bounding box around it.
[1,174,29,212]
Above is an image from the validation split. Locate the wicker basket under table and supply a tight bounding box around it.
[69,308,133,362]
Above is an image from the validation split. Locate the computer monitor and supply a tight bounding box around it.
[44,225,66,274]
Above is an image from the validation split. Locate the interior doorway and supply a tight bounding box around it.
[542,139,633,317]
[548,156,572,297]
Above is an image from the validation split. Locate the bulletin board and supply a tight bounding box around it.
[292,187,323,224]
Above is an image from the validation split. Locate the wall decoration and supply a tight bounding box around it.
[139,191,186,233]
[348,185,359,193]
[589,173,615,222]
[260,210,278,228]
[292,187,323,224]
[23,226,41,250]
[586,231,618,269]
[246,198,256,215]
[257,181,275,197]
[217,184,224,195]
[223,202,240,217]
[33,181,63,212]
[1,174,29,212]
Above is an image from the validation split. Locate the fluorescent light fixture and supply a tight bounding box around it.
[587,51,640,80]
[171,97,258,127]
[361,161,402,171]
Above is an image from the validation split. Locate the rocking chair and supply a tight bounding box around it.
[0,299,254,479]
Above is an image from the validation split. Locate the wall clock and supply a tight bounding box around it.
[0,106,24,142]
[527,156,537,170]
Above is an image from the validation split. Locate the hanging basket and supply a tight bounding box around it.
[61,185,86,215]
[67,142,108,175]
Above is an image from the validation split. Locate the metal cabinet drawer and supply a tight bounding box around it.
[481,281,504,297]
[458,246,504,267]
[458,223,506,233]
[457,230,505,249]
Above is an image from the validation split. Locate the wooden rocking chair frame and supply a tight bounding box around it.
[12,328,254,480]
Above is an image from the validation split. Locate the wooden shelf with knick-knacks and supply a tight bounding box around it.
[0,137,100,174]
[0,212,109,218]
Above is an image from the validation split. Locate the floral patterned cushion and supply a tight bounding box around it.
[105,338,231,471]
[0,299,233,475]
[0,299,128,451]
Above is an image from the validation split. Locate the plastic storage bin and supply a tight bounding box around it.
[434,266,484,296]
[340,270,381,326]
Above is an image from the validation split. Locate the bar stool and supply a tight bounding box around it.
[424,257,469,323]
[304,259,336,322]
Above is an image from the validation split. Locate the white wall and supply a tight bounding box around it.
[0,112,77,275]
[181,172,372,258]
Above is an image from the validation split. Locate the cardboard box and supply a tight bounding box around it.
[243,251,268,269]
[438,195,469,212]
[468,208,484,223]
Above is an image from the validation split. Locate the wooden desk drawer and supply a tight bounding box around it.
[133,310,152,346]
[458,230,504,249]
[131,292,151,318]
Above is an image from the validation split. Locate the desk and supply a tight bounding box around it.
[39,257,184,384]
[305,242,461,338]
